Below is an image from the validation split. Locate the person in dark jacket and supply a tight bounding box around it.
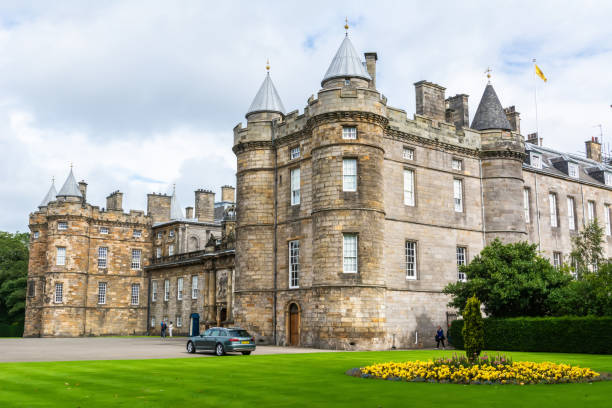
[435,326,445,349]
[160,321,166,338]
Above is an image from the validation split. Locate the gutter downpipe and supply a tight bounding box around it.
[479,158,486,248]
[535,173,542,249]
[272,120,278,345]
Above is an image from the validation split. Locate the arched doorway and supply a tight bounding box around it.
[288,303,300,346]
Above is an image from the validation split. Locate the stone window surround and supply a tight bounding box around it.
[164,279,170,301]
[151,280,158,302]
[177,277,184,300]
[567,196,576,231]
[451,157,463,171]
[57,221,68,230]
[453,178,464,213]
[587,200,596,222]
[402,146,415,161]
[553,252,562,269]
[403,167,416,207]
[342,232,358,274]
[100,226,109,234]
[131,249,142,269]
[289,239,299,289]
[523,187,531,224]
[98,282,107,305]
[131,283,140,306]
[290,167,301,206]
[54,282,63,304]
[192,276,198,299]
[342,157,358,192]
[290,145,301,160]
[133,229,142,238]
[56,246,66,266]
[405,240,418,280]
[342,125,358,140]
[549,192,559,228]
[98,246,108,269]
[457,246,467,282]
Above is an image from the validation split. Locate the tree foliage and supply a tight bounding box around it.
[462,296,484,360]
[570,220,604,278]
[443,239,571,318]
[0,231,29,326]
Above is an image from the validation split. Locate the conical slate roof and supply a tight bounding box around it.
[38,180,57,208]
[322,35,371,85]
[246,73,285,117]
[471,84,512,131]
[170,186,184,220]
[56,168,82,198]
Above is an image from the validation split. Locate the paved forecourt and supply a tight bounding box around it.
[0,337,337,363]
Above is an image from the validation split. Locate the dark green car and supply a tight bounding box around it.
[186,327,256,356]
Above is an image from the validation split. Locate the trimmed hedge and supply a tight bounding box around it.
[0,323,23,337]
[449,316,612,354]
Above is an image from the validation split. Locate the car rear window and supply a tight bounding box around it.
[229,330,250,337]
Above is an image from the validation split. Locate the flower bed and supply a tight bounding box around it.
[351,354,606,385]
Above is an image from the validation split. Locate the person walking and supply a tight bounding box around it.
[160,321,166,339]
[435,325,446,349]
[169,321,174,338]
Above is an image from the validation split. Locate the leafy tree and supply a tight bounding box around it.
[0,231,29,327]
[462,296,484,360]
[443,239,571,317]
[569,220,605,278]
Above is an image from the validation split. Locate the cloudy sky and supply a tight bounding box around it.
[1,0,611,232]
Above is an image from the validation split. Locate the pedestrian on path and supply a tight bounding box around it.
[160,321,166,339]
[435,325,445,349]
[169,321,174,337]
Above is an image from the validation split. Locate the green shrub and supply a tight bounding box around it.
[449,316,612,354]
[0,322,23,337]
[462,296,484,360]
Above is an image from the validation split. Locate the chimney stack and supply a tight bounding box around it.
[195,189,215,222]
[147,193,171,223]
[106,191,123,211]
[364,52,377,89]
[185,206,193,219]
[414,81,446,122]
[526,132,539,146]
[445,94,469,128]
[504,106,521,133]
[221,185,235,203]
[586,137,602,162]
[78,181,88,204]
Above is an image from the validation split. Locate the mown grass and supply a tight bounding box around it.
[0,350,610,407]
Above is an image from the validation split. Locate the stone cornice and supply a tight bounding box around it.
[232,140,274,154]
[306,111,389,129]
[385,128,480,158]
[480,149,526,161]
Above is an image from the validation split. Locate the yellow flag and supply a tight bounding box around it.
[535,64,547,82]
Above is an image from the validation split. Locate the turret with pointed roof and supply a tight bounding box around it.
[471,83,512,131]
[56,168,83,201]
[322,35,371,86]
[38,179,57,208]
[170,185,184,220]
[246,66,285,118]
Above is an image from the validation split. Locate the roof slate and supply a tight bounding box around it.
[56,169,82,198]
[38,181,57,207]
[246,73,285,117]
[322,36,371,84]
[471,84,512,131]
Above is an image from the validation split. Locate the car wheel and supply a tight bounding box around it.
[187,341,195,354]
[215,343,225,356]
[241,351,251,355]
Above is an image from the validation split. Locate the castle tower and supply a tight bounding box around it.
[472,81,526,243]
[233,63,285,342]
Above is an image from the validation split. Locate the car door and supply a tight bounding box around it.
[203,329,220,350]
[196,329,212,350]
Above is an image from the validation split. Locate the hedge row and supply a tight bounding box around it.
[449,316,612,354]
[0,323,23,337]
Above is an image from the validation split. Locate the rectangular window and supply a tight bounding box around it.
[151,317,156,328]
[33,231,40,239]
[156,232,162,239]
[566,197,576,231]
[452,159,462,171]
[98,282,107,304]
[343,234,358,273]
[28,280,35,297]
[342,126,357,140]
[549,193,558,227]
[453,179,463,213]
[164,279,170,301]
[131,249,142,269]
[403,169,415,206]
[54,283,63,303]
[58,221,68,230]
[290,146,300,160]
[570,257,578,279]
[152,280,158,302]
[133,230,142,238]
[531,154,542,169]
[343,158,357,192]
[192,276,198,299]
[553,252,562,269]
[177,316,182,327]
[98,247,108,268]
[56,247,66,266]
[403,147,414,160]
[177,277,183,300]
[169,230,175,238]
[457,247,467,282]
[568,163,578,178]
[100,227,109,234]
[291,168,301,205]
[131,284,140,306]
[289,240,300,288]
[405,241,417,280]
[588,201,595,222]
[156,247,162,259]
[523,188,530,223]
[168,245,174,256]
[606,205,611,236]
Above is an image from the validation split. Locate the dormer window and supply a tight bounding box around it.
[605,172,612,186]
[531,153,542,169]
[568,163,579,179]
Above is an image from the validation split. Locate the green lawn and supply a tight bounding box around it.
[0,350,610,407]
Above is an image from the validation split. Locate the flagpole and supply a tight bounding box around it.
[533,58,539,144]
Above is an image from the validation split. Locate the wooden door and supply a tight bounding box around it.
[289,303,299,346]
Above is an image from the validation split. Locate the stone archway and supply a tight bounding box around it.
[286,302,301,346]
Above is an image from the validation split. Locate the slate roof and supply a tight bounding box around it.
[56,169,83,198]
[471,84,512,131]
[322,35,371,84]
[38,181,57,208]
[246,73,285,117]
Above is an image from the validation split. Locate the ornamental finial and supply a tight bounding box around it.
[485,67,492,84]
[344,17,349,35]
[266,58,270,72]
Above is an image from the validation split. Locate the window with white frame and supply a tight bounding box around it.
[568,197,576,231]
[588,201,595,222]
[344,79,350,86]
[457,247,467,282]
[54,283,63,303]
[403,169,415,206]
[290,146,300,160]
[156,247,162,259]
[570,257,578,279]
[405,241,417,280]
[452,159,462,171]
[192,276,198,299]
[131,284,139,305]
[343,234,358,273]
[152,280,158,302]
[33,231,40,239]
[403,147,414,160]
[169,230,175,238]
[553,252,562,269]
[523,188,530,223]
[56,247,66,266]
[531,153,542,169]
[568,163,579,179]
[168,245,174,256]
[343,158,357,191]
[606,205,611,236]
[290,168,300,205]
[605,172,612,186]
[177,316,182,327]
[98,247,108,268]
[133,230,142,238]
[289,240,299,288]
[131,249,142,269]
[549,193,558,227]
[100,226,109,234]
[58,221,68,230]
[342,126,357,140]
[453,179,463,213]
[98,282,107,304]
[177,277,183,300]
[151,317,156,328]
[164,279,170,301]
